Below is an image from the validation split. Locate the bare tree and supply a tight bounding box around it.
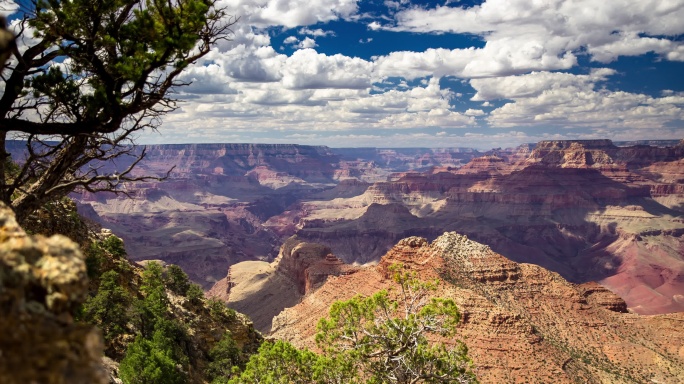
[0,0,236,223]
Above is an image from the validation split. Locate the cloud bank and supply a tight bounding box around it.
[127,0,684,147]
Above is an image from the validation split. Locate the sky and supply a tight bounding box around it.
[9,0,684,149]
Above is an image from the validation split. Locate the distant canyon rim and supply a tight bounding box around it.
[53,138,684,316]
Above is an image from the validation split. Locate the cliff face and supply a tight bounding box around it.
[0,204,107,384]
[285,140,684,314]
[331,147,482,175]
[207,236,358,333]
[73,144,350,289]
[528,139,684,170]
[133,143,340,182]
[68,139,684,315]
[270,233,684,384]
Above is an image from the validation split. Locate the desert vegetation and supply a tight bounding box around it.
[79,235,476,383]
[223,264,477,384]
[78,233,257,383]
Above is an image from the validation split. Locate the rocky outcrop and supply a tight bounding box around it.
[284,140,684,314]
[67,139,684,316]
[578,282,629,313]
[453,155,514,175]
[274,237,336,294]
[528,139,684,170]
[208,236,359,333]
[0,204,107,384]
[527,140,617,168]
[271,233,684,384]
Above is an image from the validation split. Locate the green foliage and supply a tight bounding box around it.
[186,283,205,305]
[27,0,217,121]
[228,340,357,384]
[121,261,190,384]
[101,235,127,258]
[315,264,477,384]
[228,340,315,383]
[1,0,234,221]
[225,265,477,383]
[208,297,237,322]
[80,270,132,343]
[78,236,243,383]
[207,332,242,383]
[84,235,128,280]
[119,334,187,384]
[134,261,171,338]
[150,317,191,369]
[165,264,191,296]
[84,243,106,279]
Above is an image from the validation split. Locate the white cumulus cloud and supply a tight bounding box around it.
[281,49,373,89]
[372,0,684,79]
[219,0,360,29]
[469,70,684,129]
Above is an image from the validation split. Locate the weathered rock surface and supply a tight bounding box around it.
[63,139,684,314]
[271,233,684,384]
[208,236,358,333]
[286,140,684,314]
[0,204,107,384]
[70,144,346,288]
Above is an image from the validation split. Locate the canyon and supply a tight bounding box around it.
[268,233,684,383]
[67,139,684,316]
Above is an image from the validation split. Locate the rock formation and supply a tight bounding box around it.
[59,139,684,315]
[286,140,684,314]
[270,233,684,383]
[70,143,350,289]
[1,197,264,384]
[0,203,107,384]
[207,236,358,333]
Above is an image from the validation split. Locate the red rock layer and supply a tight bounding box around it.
[271,234,684,384]
[292,140,684,314]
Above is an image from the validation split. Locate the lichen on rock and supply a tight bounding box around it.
[0,203,107,384]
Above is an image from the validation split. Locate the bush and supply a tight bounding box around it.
[121,261,190,384]
[101,235,127,258]
[119,335,187,384]
[84,243,106,279]
[133,261,170,338]
[226,265,477,383]
[316,264,477,383]
[207,332,242,383]
[84,235,128,280]
[165,264,191,296]
[81,270,132,344]
[186,283,205,306]
[207,298,236,322]
[228,339,358,384]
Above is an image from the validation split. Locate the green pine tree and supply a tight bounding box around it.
[81,270,132,344]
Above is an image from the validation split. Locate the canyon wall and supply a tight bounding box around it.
[280,140,684,314]
[207,236,358,332]
[270,233,684,383]
[59,139,684,314]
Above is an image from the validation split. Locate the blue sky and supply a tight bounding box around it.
[9,0,684,149]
